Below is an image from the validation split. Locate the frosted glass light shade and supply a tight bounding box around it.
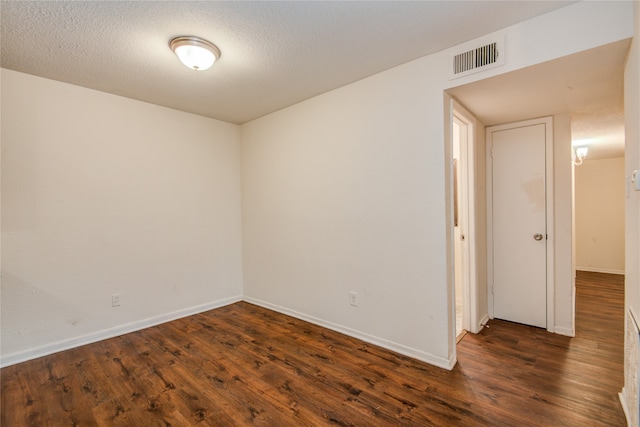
[575,146,588,158]
[170,36,220,71]
[573,146,589,166]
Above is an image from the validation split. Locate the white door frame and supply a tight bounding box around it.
[451,100,480,334]
[486,117,555,332]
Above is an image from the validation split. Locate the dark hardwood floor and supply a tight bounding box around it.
[1,271,626,426]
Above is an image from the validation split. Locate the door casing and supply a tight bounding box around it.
[452,103,479,335]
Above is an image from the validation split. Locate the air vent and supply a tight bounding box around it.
[449,37,504,80]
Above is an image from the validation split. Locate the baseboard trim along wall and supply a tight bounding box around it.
[554,326,576,337]
[0,295,243,368]
[243,297,455,370]
[619,388,632,427]
[577,267,625,275]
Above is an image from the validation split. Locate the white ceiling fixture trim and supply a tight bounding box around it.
[170,36,221,71]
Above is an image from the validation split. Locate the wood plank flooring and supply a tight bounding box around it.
[1,271,626,426]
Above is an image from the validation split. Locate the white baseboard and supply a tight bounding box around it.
[0,295,243,368]
[554,326,575,337]
[577,267,625,275]
[479,314,574,337]
[620,387,632,427]
[243,297,454,370]
[3,295,455,371]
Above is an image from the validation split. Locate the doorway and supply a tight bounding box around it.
[451,101,479,340]
[453,117,468,337]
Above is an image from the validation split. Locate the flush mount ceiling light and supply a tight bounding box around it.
[170,36,220,71]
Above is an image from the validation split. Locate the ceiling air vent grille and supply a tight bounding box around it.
[449,37,504,80]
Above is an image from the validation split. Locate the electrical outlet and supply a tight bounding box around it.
[112,293,121,307]
[349,291,358,307]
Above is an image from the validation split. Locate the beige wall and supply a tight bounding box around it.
[575,157,626,274]
[241,2,633,369]
[1,70,244,365]
[242,59,453,367]
[622,1,640,425]
[626,1,640,323]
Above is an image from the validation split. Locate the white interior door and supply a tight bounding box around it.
[490,120,548,328]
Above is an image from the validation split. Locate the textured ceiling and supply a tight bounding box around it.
[1,1,575,124]
[1,1,626,159]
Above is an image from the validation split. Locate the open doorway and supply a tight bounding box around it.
[453,116,466,338]
[446,39,630,340]
[574,152,626,275]
[451,101,479,341]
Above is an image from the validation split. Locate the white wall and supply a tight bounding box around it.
[241,59,452,367]
[626,0,640,330]
[575,157,626,274]
[241,2,633,368]
[622,1,640,425]
[1,69,244,366]
[553,113,575,336]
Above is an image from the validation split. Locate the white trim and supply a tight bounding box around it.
[0,295,243,368]
[554,326,575,337]
[545,117,555,333]
[619,388,632,427]
[576,267,625,275]
[453,115,471,333]
[1,294,456,371]
[244,297,455,371]
[487,125,495,319]
[486,117,555,332]
[621,308,640,427]
[452,100,481,335]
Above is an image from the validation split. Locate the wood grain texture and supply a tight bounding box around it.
[1,271,625,426]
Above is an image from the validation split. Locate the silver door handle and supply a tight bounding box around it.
[533,233,544,241]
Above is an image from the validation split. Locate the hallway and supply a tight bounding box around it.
[456,270,625,425]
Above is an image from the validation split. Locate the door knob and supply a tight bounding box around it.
[533,233,544,241]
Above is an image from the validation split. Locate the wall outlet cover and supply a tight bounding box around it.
[349,291,358,307]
